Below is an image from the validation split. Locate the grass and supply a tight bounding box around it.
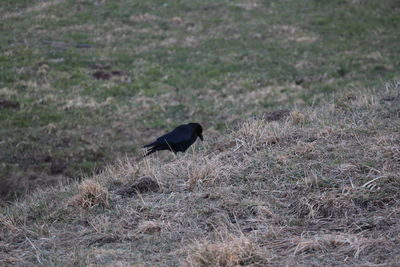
[0,0,400,265]
[1,0,399,199]
[0,81,399,265]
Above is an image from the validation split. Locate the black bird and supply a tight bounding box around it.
[143,123,203,157]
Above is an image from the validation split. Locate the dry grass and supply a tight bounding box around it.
[185,235,268,267]
[290,110,307,125]
[1,81,399,265]
[63,96,114,110]
[135,220,171,234]
[1,0,64,20]
[292,188,370,219]
[231,119,288,151]
[112,151,238,192]
[68,179,110,210]
[292,233,388,258]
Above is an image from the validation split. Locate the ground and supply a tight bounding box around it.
[0,0,400,266]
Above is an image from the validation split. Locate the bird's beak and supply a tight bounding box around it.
[199,134,204,141]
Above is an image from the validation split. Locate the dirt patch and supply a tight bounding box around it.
[263,109,291,121]
[115,176,160,197]
[88,235,120,247]
[92,70,127,80]
[93,70,112,80]
[0,99,19,109]
[0,172,67,202]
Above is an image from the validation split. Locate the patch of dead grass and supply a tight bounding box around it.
[270,25,318,43]
[294,142,318,160]
[231,1,261,11]
[232,84,304,107]
[231,119,286,151]
[68,180,110,210]
[0,88,17,96]
[185,235,269,267]
[0,215,23,240]
[135,220,171,234]
[290,110,306,125]
[290,187,395,219]
[1,0,64,20]
[63,96,114,110]
[115,151,238,191]
[129,13,159,23]
[184,154,235,190]
[292,233,388,258]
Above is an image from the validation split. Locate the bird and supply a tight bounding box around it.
[143,123,203,157]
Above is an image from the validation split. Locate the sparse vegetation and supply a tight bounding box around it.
[1,0,400,265]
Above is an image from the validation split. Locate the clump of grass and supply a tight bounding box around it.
[290,110,306,125]
[68,180,109,210]
[250,205,277,219]
[294,142,318,160]
[184,154,235,190]
[117,152,237,191]
[292,188,372,219]
[292,233,388,258]
[185,235,268,267]
[234,119,269,142]
[0,214,23,242]
[135,220,171,234]
[231,119,286,151]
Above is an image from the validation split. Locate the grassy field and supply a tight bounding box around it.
[0,0,400,265]
[1,81,399,265]
[1,0,399,199]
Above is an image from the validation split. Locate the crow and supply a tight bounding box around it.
[143,123,203,157]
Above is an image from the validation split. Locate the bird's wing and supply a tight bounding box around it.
[143,136,169,148]
[143,125,194,149]
[158,125,193,145]
[143,140,158,148]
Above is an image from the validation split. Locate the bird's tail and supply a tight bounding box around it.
[143,143,154,148]
[143,148,157,157]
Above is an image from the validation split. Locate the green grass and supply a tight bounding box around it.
[0,0,399,198]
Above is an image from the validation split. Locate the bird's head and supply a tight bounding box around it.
[188,122,203,141]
